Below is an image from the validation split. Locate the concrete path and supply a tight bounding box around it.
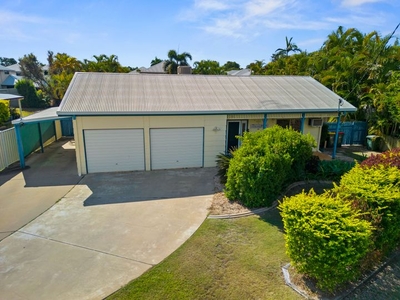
[0,154,214,299]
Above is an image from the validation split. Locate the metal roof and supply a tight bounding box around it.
[0,65,12,71]
[227,69,252,76]
[12,107,70,125]
[1,75,22,86]
[58,73,357,116]
[0,93,24,100]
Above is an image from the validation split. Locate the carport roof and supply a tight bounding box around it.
[12,107,71,125]
[58,72,357,116]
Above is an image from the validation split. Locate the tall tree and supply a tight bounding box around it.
[273,37,301,61]
[246,60,265,75]
[164,50,192,74]
[19,53,49,95]
[0,57,17,66]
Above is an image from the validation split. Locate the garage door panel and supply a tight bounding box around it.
[150,128,203,170]
[85,129,144,173]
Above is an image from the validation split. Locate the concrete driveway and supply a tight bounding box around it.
[0,148,215,300]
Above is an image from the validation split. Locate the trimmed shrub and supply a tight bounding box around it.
[279,190,373,292]
[360,147,400,169]
[334,164,400,254]
[225,126,315,207]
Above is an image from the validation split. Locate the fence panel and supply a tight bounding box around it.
[326,121,367,146]
[0,128,19,171]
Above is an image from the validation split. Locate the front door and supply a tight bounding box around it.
[226,121,247,152]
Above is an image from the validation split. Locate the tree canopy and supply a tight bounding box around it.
[0,57,17,67]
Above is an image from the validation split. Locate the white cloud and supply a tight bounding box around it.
[245,0,293,17]
[0,10,49,25]
[340,0,385,7]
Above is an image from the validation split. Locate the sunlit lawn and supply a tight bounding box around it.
[107,209,301,300]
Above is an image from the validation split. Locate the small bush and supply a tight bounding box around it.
[334,164,400,254]
[305,155,320,174]
[280,190,373,292]
[317,160,355,181]
[225,126,315,207]
[360,148,400,169]
[215,149,234,183]
[0,100,10,124]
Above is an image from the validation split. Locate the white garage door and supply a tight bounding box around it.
[84,129,145,173]
[150,128,204,170]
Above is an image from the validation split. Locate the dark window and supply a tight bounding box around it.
[277,119,301,132]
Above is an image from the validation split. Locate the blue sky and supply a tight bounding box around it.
[0,0,398,69]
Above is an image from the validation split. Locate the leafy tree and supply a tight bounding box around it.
[150,57,163,66]
[0,57,17,66]
[246,60,265,75]
[19,53,48,93]
[192,60,223,75]
[83,54,130,73]
[15,79,48,108]
[0,100,10,124]
[164,50,192,74]
[222,61,240,71]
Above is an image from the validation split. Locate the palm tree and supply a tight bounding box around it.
[274,37,301,60]
[150,57,163,66]
[164,50,192,74]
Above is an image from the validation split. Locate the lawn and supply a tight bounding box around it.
[107,208,301,300]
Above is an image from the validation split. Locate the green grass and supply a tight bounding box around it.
[107,209,300,300]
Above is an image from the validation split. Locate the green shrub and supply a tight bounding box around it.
[226,152,291,207]
[0,100,10,124]
[317,159,355,181]
[225,126,315,207]
[334,164,400,254]
[279,190,373,292]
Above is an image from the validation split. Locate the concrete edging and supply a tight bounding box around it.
[208,180,333,219]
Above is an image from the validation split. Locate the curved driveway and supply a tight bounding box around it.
[0,140,214,300]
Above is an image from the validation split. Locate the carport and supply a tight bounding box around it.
[12,107,73,169]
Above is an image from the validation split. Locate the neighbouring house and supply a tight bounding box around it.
[53,72,356,175]
[131,61,166,74]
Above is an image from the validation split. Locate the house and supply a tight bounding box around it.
[55,72,356,175]
[131,61,166,74]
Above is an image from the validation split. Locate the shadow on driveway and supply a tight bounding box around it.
[82,167,217,206]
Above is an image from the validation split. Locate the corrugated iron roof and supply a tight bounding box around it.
[58,73,357,116]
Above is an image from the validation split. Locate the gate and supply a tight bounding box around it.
[61,119,74,137]
[326,121,367,145]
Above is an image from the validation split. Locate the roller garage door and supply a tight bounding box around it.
[84,129,145,173]
[150,128,204,170]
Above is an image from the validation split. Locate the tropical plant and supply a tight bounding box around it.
[215,148,236,183]
[83,54,130,73]
[150,57,163,66]
[164,50,192,74]
[272,36,301,61]
[360,147,400,169]
[15,79,48,108]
